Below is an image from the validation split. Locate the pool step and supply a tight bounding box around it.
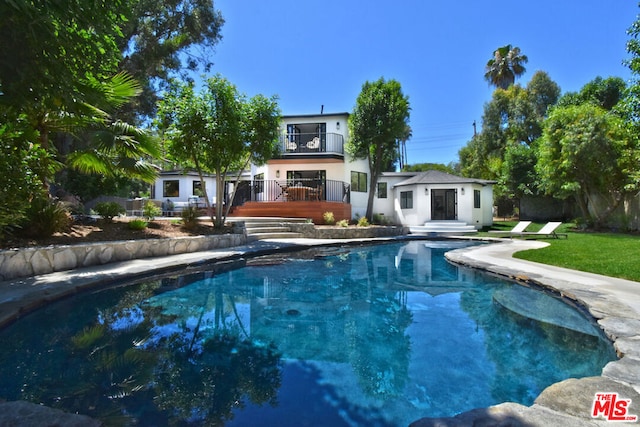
[409,221,477,236]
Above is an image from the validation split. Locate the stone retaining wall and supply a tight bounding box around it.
[288,223,409,239]
[0,224,408,281]
[0,233,246,281]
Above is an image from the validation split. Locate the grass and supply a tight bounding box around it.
[482,221,640,282]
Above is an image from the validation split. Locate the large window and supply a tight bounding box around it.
[400,191,413,209]
[351,171,367,192]
[192,180,205,196]
[163,180,179,197]
[474,190,481,208]
[377,182,387,198]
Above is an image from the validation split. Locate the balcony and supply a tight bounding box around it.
[278,132,344,157]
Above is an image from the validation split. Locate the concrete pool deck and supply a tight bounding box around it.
[0,236,639,426]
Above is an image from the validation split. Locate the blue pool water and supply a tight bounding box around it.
[0,240,615,426]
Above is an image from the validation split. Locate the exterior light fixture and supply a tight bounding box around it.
[425,187,429,195]
[276,170,280,178]
[336,121,340,130]
[461,187,465,195]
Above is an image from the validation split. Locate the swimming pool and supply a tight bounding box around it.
[0,240,616,426]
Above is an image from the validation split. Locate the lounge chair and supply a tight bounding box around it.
[488,221,532,236]
[512,221,568,239]
[306,137,320,150]
[286,141,297,151]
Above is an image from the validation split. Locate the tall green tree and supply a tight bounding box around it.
[0,0,130,113]
[348,78,410,220]
[484,45,529,90]
[0,0,220,187]
[623,5,640,123]
[116,0,225,122]
[157,76,280,228]
[460,71,560,198]
[403,162,457,174]
[221,93,281,219]
[557,76,626,110]
[536,104,640,228]
[0,1,163,236]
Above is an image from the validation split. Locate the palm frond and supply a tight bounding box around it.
[104,72,142,108]
[67,120,161,182]
[66,150,113,175]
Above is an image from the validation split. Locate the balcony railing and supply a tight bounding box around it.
[249,179,350,203]
[279,132,344,156]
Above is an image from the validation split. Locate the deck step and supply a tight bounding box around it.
[232,217,306,241]
[245,226,292,234]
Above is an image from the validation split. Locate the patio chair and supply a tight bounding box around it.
[306,137,320,150]
[286,141,297,151]
[512,221,568,239]
[488,221,532,236]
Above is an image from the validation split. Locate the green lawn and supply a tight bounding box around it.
[482,221,640,282]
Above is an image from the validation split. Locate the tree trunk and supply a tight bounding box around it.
[215,173,225,228]
[366,173,377,221]
[365,147,384,220]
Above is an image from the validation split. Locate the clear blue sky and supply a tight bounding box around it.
[204,0,638,166]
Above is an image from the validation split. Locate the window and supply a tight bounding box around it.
[192,180,205,196]
[400,191,413,209]
[377,182,387,198]
[163,180,179,197]
[474,189,481,208]
[351,171,367,192]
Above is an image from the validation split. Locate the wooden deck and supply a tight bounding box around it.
[229,201,351,224]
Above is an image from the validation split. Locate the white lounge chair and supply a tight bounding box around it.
[512,221,567,239]
[306,137,320,150]
[286,141,297,151]
[489,221,532,236]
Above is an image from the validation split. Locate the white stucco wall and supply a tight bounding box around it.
[381,182,494,228]
[281,113,347,137]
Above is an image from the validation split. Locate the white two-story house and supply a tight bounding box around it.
[232,111,366,222]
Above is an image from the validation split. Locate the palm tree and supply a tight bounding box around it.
[484,45,528,90]
[64,73,161,182]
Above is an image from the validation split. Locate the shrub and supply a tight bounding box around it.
[373,213,389,225]
[357,216,370,227]
[336,219,349,227]
[94,202,125,222]
[22,197,71,238]
[323,211,336,225]
[143,201,162,221]
[128,219,148,230]
[181,206,200,230]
